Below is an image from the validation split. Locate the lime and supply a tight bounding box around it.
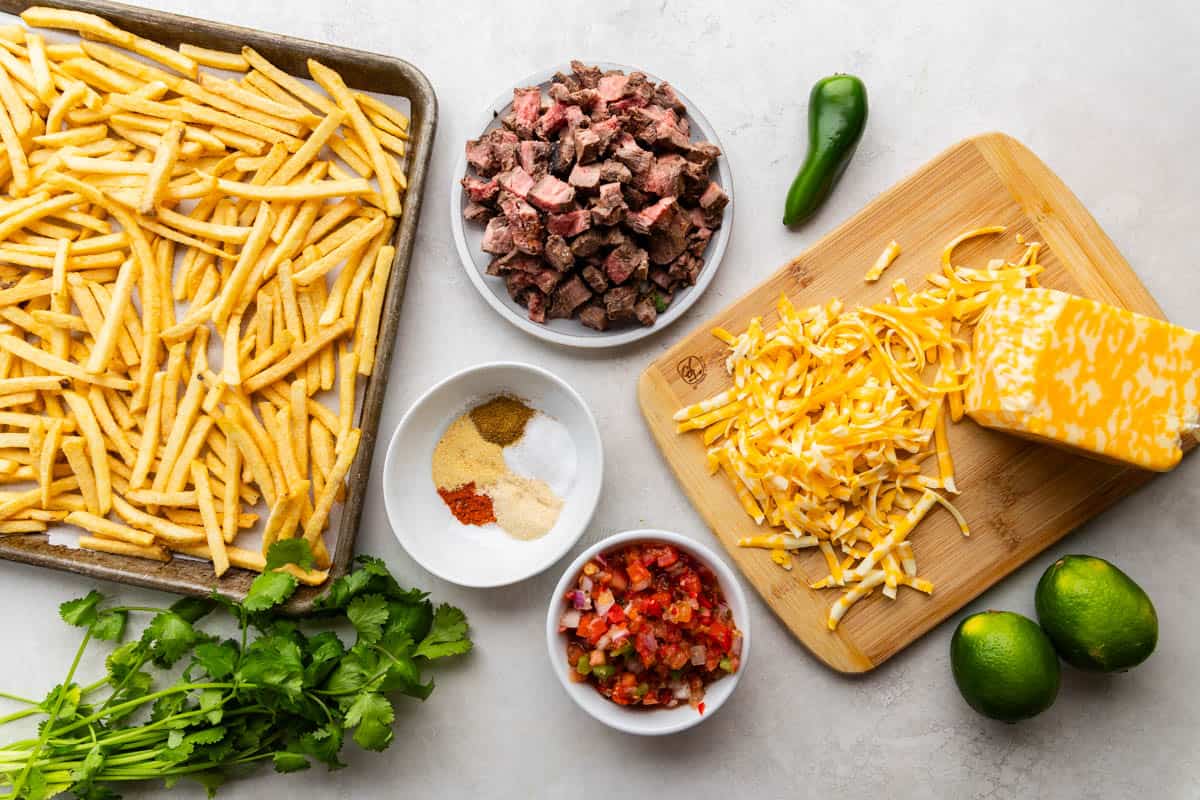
[1035,555,1157,672]
[950,610,1060,722]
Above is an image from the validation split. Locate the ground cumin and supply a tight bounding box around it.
[470,395,535,446]
[436,482,496,526]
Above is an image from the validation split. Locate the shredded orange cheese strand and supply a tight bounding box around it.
[678,228,1044,629]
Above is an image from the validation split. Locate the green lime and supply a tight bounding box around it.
[950,610,1060,722]
[1035,555,1157,672]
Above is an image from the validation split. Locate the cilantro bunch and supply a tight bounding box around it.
[0,544,471,799]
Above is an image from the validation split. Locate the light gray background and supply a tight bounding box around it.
[2,1,1198,798]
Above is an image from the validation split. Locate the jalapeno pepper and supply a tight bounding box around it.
[782,74,868,227]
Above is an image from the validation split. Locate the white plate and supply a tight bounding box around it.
[382,362,603,587]
[546,529,750,735]
[451,62,734,348]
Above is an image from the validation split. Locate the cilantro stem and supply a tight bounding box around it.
[0,693,35,706]
[48,682,244,740]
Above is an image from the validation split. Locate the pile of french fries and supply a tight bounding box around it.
[0,7,409,585]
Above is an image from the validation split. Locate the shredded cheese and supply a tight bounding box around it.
[675,227,1043,629]
[864,240,900,282]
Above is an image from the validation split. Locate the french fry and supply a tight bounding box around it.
[20,8,136,48]
[60,437,98,515]
[79,535,171,562]
[111,495,203,545]
[179,43,248,72]
[222,430,241,544]
[66,510,155,547]
[138,119,183,215]
[190,461,228,577]
[62,392,111,514]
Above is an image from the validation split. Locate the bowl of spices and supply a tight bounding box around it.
[383,362,603,587]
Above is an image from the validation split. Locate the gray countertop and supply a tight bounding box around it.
[1,1,1197,797]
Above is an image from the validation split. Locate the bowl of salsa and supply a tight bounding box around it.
[546,529,749,734]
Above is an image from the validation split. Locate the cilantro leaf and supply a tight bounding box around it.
[107,671,152,725]
[343,692,394,752]
[150,691,187,723]
[347,595,388,644]
[298,720,346,771]
[199,688,224,725]
[414,604,473,660]
[192,641,239,681]
[105,641,143,685]
[59,590,104,627]
[314,555,425,611]
[264,539,315,571]
[170,596,217,623]
[237,636,304,700]
[320,650,373,696]
[385,599,433,642]
[243,571,298,613]
[273,751,311,773]
[302,631,345,688]
[142,612,203,668]
[92,610,127,642]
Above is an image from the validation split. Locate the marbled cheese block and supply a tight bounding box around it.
[967,287,1200,472]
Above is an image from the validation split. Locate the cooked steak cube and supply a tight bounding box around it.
[640,154,687,198]
[687,225,713,257]
[565,88,600,109]
[597,73,630,101]
[518,140,551,178]
[630,106,691,151]
[604,285,638,320]
[465,138,496,176]
[536,102,568,139]
[686,141,722,171]
[462,176,499,203]
[551,129,575,174]
[578,304,609,331]
[497,167,535,199]
[570,229,605,258]
[501,197,543,255]
[627,196,677,234]
[614,133,653,176]
[564,105,587,129]
[533,268,562,294]
[622,185,649,211]
[649,267,672,290]
[526,290,547,323]
[575,128,601,164]
[510,87,542,138]
[527,175,576,213]
[463,202,494,223]
[568,162,602,190]
[604,241,649,284]
[591,182,627,227]
[581,264,609,293]
[544,234,575,271]
[481,217,514,254]
[504,270,535,300]
[653,83,686,114]
[668,252,702,284]
[590,116,622,153]
[599,159,632,184]
[547,209,592,238]
[551,72,580,93]
[548,276,592,318]
[681,160,709,200]
[634,296,659,326]
[571,60,603,88]
[648,204,692,265]
[480,128,519,174]
[699,181,729,220]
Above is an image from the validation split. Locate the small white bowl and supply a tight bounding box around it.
[382,362,603,587]
[545,529,750,735]
[451,61,734,349]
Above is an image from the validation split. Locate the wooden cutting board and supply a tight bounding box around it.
[638,132,1174,673]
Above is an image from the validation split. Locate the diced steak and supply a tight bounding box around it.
[535,102,568,139]
[626,196,678,234]
[571,60,603,88]
[570,228,605,258]
[547,209,592,237]
[479,128,519,174]
[551,129,575,174]
[630,106,691,151]
[681,160,710,200]
[649,268,672,290]
[604,241,648,284]
[603,285,638,320]
[578,304,609,331]
[497,167,535,199]
[574,128,601,164]
[481,217,514,254]
[527,175,576,213]
[564,104,587,129]
[463,202,494,223]
[589,116,622,153]
[599,159,632,183]
[699,181,729,221]
[639,154,687,198]
[648,203,692,265]
[462,175,499,203]
[653,83,686,114]
[543,234,575,271]
[613,133,653,176]
[526,290,546,323]
[518,140,551,178]
[668,252,703,284]
[533,268,561,294]
[581,264,609,293]
[465,138,496,176]
[687,225,713,258]
[548,276,592,318]
[591,182,627,227]
[501,197,543,255]
[551,72,580,93]
[597,73,630,101]
[686,141,722,171]
[504,270,535,300]
[634,296,658,326]
[622,185,648,211]
[488,250,541,275]
[568,162,601,190]
[509,87,542,138]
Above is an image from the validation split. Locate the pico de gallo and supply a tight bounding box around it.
[559,541,743,711]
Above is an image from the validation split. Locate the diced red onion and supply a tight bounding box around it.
[594,552,608,568]
[569,590,591,610]
[608,626,629,643]
[673,682,690,700]
[637,631,658,654]
[559,609,582,628]
[690,645,707,666]
[731,634,743,657]
[595,632,612,650]
[595,589,615,616]
[580,576,593,593]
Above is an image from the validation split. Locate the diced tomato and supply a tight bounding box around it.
[652,545,679,567]
[707,621,733,653]
[606,604,626,624]
[627,560,652,591]
[578,614,608,645]
[678,569,701,597]
[664,602,693,624]
[637,595,663,617]
[609,568,628,591]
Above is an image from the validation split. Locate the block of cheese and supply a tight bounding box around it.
[967,287,1200,472]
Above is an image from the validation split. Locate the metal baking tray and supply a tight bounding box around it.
[0,0,437,611]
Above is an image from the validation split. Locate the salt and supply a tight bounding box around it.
[503,412,576,497]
